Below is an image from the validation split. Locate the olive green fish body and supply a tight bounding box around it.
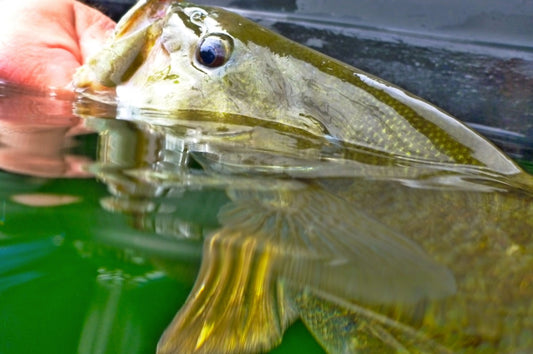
[74,0,520,177]
[313,177,533,351]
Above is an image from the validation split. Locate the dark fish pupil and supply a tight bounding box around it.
[199,43,218,65]
[196,34,233,68]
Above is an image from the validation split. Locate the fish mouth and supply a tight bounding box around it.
[73,0,216,99]
[72,0,177,95]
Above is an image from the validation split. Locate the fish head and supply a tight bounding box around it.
[73,1,316,129]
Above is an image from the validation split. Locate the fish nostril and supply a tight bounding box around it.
[189,9,207,26]
[184,7,208,24]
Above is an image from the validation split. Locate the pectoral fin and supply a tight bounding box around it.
[157,227,297,354]
[220,185,456,306]
[158,183,455,353]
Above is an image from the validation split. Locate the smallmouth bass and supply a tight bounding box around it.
[73,0,519,176]
[74,1,533,353]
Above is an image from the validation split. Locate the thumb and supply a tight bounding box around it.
[73,1,116,63]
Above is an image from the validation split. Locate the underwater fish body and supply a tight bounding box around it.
[74,0,533,353]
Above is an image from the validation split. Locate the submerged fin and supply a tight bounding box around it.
[157,227,298,354]
[158,183,455,353]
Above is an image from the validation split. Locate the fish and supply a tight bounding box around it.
[73,0,520,178]
[73,0,533,353]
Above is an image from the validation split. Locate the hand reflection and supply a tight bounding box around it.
[0,86,92,177]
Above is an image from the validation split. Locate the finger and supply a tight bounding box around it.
[0,0,72,89]
[73,1,116,62]
[0,0,114,92]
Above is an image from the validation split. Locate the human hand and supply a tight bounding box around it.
[0,0,115,93]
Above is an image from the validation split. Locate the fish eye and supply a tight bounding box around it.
[196,34,234,68]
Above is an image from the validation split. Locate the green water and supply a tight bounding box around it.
[0,79,327,352]
[0,170,324,353]
[0,86,326,353]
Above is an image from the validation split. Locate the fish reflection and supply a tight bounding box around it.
[77,110,533,353]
